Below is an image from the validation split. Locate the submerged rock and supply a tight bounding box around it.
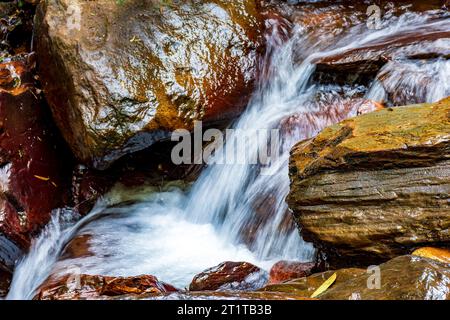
[34,0,265,169]
[36,274,177,300]
[313,13,450,83]
[288,97,450,266]
[262,255,450,300]
[189,261,268,291]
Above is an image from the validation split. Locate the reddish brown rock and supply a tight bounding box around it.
[268,261,315,285]
[0,54,73,250]
[189,262,268,292]
[36,273,177,300]
[0,268,11,297]
[34,0,266,169]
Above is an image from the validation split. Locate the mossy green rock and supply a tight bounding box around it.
[288,97,450,266]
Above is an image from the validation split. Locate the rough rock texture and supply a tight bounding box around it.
[262,255,450,300]
[288,97,450,266]
[189,261,268,291]
[268,261,315,285]
[36,274,178,300]
[0,54,73,250]
[35,0,265,169]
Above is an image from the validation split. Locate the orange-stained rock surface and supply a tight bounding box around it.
[35,0,266,169]
[268,261,315,285]
[189,261,268,291]
[37,273,178,300]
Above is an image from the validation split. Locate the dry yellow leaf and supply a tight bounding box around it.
[34,175,50,181]
[310,272,337,298]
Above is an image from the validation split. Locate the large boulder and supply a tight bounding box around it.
[288,97,450,266]
[34,0,265,169]
[262,255,450,300]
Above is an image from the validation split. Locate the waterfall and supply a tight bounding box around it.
[7,8,450,299]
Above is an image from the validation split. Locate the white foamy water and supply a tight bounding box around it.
[7,8,450,299]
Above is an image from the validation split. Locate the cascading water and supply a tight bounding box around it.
[7,6,450,300]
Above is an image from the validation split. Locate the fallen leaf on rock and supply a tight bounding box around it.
[34,175,50,181]
[310,272,337,298]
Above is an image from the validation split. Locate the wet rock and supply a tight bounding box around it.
[280,96,384,139]
[0,1,36,54]
[189,262,268,291]
[0,268,11,297]
[34,0,265,169]
[268,261,315,285]
[412,247,450,264]
[0,54,74,249]
[0,233,21,296]
[288,97,450,266]
[262,267,365,297]
[263,255,450,300]
[60,234,94,260]
[36,273,178,300]
[370,59,450,106]
[71,140,204,215]
[313,12,450,85]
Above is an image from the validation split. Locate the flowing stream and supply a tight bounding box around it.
[7,7,450,299]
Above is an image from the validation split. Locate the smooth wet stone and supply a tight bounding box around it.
[412,247,450,265]
[189,261,268,291]
[262,255,450,300]
[288,97,450,266]
[268,261,315,285]
[34,0,265,169]
[36,274,178,300]
[0,54,74,250]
